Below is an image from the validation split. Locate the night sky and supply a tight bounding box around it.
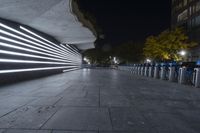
[79,0,171,46]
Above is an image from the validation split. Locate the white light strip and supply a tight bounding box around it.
[19,26,70,55]
[0,49,81,63]
[0,35,81,62]
[63,67,81,73]
[0,23,82,74]
[0,66,79,74]
[61,44,79,57]
[20,26,82,60]
[0,23,82,61]
[0,41,80,63]
[66,44,81,56]
[59,44,79,57]
[20,26,68,53]
[0,59,80,65]
[67,45,80,56]
[0,23,68,55]
[0,30,76,59]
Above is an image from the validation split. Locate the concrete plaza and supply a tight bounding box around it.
[0,69,200,133]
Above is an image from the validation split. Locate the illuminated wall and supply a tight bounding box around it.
[0,19,82,83]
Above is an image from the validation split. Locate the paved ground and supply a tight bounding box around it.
[0,69,200,133]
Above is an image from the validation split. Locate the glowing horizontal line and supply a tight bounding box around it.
[66,44,80,55]
[0,41,81,63]
[63,67,81,72]
[61,44,80,57]
[0,59,80,65]
[66,45,80,56]
[0,23,69,54]
[0,66,79,74]
[20,26,65,51]
[0,29,72,58]
[0,23,81,60]
[19,26,69,54]
[0,35,80,61]
[0,50,81,63]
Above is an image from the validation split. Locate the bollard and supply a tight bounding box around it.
[169,64,176,82]
[178,67,187,84]
[137,65,141,75]
[160,63,167,80]
[144,65,149,77]
[154,63,160,79]
[148,64,154,77]
[194,68,200,88]
[134,64,137,74]
[141,65,145,76]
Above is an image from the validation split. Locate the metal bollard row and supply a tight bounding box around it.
[118,63,200,88]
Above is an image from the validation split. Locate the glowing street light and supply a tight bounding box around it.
[146,59,151,63]
[179,50,186,56]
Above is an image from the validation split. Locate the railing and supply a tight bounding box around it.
[118,64,200,88]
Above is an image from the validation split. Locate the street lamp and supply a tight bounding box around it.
[180,50,186,56]
[146,59,151,63]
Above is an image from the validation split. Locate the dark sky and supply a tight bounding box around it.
[79,0,171,46]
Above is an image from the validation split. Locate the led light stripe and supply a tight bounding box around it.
[0,66,79,74]
[0,42,81,63]
[0,59,81,65]
[0,49,81,63]
[58,44,78,57]
[61,44,80,57]
[66,44,81,56]
[0,36,81,62]
[0,36,66,58]
[66,44,80,56]
[0,23,68,55]
[65,44,80,56]
[0,30,78,59]
[20,27,81,60]
[0,23,82,75]
[63,67,81,72]
[20,26,68,53]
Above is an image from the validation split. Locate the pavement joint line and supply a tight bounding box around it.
[0,97,36,119]
[98,87,101,107]
[107,108,114,130]
[39,106,60,130]
[52,97,63,106]
[137,108,160,133]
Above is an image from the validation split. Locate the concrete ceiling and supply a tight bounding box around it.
[0,0,96,50]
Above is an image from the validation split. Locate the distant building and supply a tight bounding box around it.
[171,0,200,61]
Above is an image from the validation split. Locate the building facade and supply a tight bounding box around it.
[171,0,200,61]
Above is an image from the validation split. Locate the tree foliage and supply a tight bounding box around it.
[113,41,144,63]
[143,27,197,61]
[84,48,111,65]
[84,41,144,65]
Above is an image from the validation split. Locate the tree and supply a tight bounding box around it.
[143,27,197,61]
[84,48,112,65]
[114,41,144,64]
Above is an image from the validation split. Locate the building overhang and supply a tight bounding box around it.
[0,0,96,50]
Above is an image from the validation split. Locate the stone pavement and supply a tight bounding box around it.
[0,69,200,133]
